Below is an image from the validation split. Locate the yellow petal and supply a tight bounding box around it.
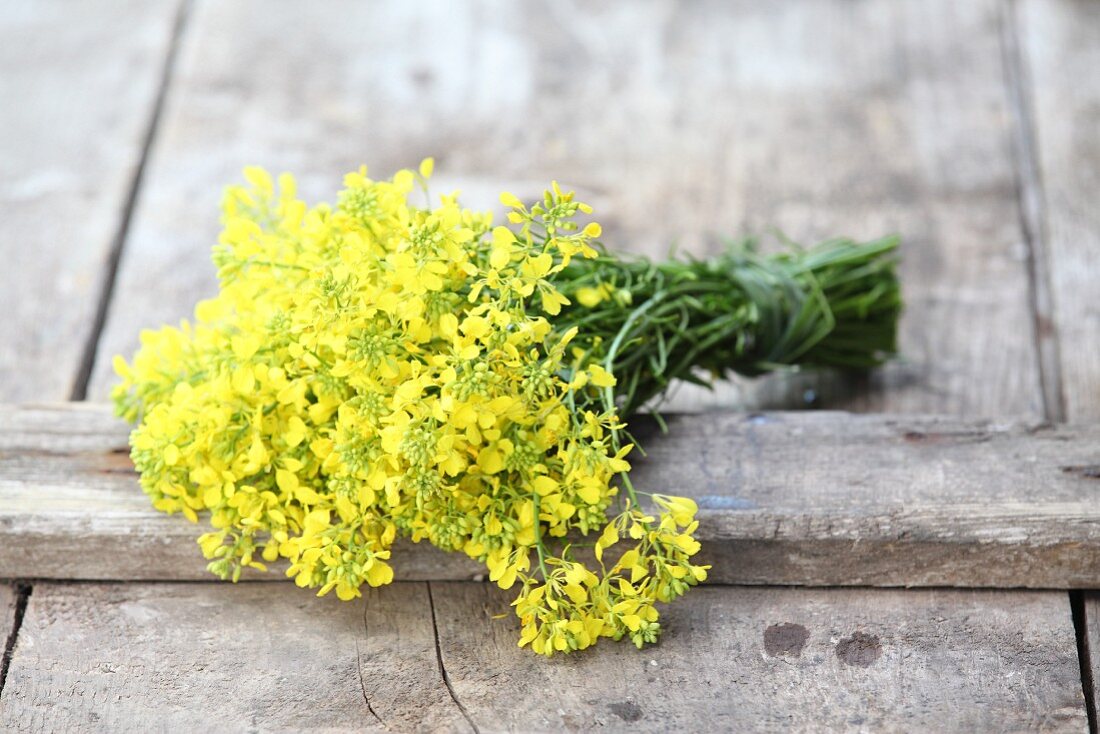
[163,444,180,466]
[275,469,299,493]
[588,364,617,388]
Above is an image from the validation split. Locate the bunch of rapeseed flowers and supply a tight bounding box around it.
[114,161,899,656]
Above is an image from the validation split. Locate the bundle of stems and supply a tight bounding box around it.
[554,236,902,418]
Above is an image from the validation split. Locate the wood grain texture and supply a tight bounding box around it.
[0,583,381,732]
[0,582,1085,732]
[89,0,1041,419]
[1018,0,1100,421]
[0,0,182,401]
[6,404,1100,587]
[429,583,1085,732]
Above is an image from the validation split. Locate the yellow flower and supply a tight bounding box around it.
[114,163,704,657]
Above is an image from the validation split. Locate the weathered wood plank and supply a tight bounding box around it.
[0,582,1085,732]
[1018,0,1100,421]
[430,583,1087,731]
[0,0,183,401]
[5,404,1100,587]
[89,0,1041,419]
[0,404,482,583]
[636,411,1100,587]
[0,583,382,732]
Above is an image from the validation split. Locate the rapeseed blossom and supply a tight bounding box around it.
[114,162,709,655]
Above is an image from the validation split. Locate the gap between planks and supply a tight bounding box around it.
[998,0,1065,424]
[1004,3,1099,728]
[1078,592,1100,733]
[0,583,30,699]
[0,0,185,403]
[1072,590,1099,733]
[1015,0,1100,422]
[69,0,192,401]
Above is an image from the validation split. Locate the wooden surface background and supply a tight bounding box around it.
[2,0,1100,731]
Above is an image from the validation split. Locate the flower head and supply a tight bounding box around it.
[115,162,706,655]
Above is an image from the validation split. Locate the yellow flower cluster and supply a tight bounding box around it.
[114,161,707,655]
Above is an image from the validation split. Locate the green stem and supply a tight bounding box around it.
[619,470,642,512]
[601,289,667,423]
[532,490,550,580]
[552,236,902,417]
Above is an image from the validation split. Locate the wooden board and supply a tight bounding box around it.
[431,583,1086,732]
[6,404,1100,588]
[1018,0,1100,421]
[0,0,183,402]
[88,0,1042,420]
[0,404,481,583]
[0,582,1085,731]
[0,583,381,732]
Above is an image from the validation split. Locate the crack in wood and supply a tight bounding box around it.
[426,582,479,734]
[354,635,386,730]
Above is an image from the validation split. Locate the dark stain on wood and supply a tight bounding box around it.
[836,632,882,667]
[764,622,809,658]
[607,701,643,722]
